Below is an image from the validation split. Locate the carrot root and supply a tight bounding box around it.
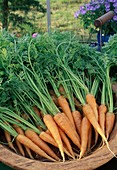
[16,134,56,161]
[54,112,81,149]
[43,114,65,161]
[25,129,60,161]
[79,116,91,159]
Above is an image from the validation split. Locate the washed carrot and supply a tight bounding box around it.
[87,125,92,152]
[57,95,76,129]
[58,127,75,158]
[15,139,25,156]
[83,104,109,147]
[98,104,107,135]
[43,114,65,161]
[25,129,60,161]
[105,112,115,140]
[86,94,99,144]
[14,125,33,159]
[16,134,56,161]
[72,110,82,137]
[4,130,17,153]
[46,128,74,158]
[79,116,91,159]
[40,131,74,159]
[86,94,98,121]
[54,112,81,149]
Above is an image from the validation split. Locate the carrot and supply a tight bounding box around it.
[16,134,56,161]
[40,131,57,146]
[83,104,109,147]
[14,125,33,159]
[54,112,81,149]
[4,130,17,153]
[86,93,99,144]
[25,129,60,161]
[43,114,65,161]
[98,104,107,135]
[15,139,25,156]
[39,131,74,159]
[105,112,115,140]
[87,125,92,152]
[46,128,74,158]
[86,94,98,120]
[57,95,76,130]
[72,110,82,137]
[58,127,75,158]
[79,116,91,159]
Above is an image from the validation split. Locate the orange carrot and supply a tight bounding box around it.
[4,130,17,153]
[14,125,33,159]
[25,129,60,161]
[46,128,74,158]
[105,112,115,140]
[98,104,107,135]
[86,94,99,144]
[54,112,81,149]
[58,127,75,158]
[16,134,56,161]
[39,131,74,159]
[86,94,98,120]
[57,95,76,130]
[83,104,109,146]
[72,110,82,137]
[79,116,91,159]
[87,125,92,152]
[43,114,65,161]
[15,139,25,156]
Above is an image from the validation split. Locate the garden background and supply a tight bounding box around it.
[0,0,95,41]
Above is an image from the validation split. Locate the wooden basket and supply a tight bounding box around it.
[0,117,117,170]
[0,84,117,170]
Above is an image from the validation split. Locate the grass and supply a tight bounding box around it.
[8,0,97,41]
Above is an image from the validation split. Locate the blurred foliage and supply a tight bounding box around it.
[0,0,46,34]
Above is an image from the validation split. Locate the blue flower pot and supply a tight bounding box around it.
[97,31,110,51]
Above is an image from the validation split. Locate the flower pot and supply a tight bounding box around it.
[97,31,110,51]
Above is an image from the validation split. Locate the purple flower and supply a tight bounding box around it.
[113,2,117,7]
[85,4,91,10]
[105,2,110,8]
[114,7,117,13]
[105,7,110,12]
[98,0,104,3]
[113,15,117,20]
[95,4,101,9]
[80,9,86,15]
[108,0,115,2]
[74,11,80,18]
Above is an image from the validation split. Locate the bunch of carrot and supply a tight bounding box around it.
[0,30,116,162]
